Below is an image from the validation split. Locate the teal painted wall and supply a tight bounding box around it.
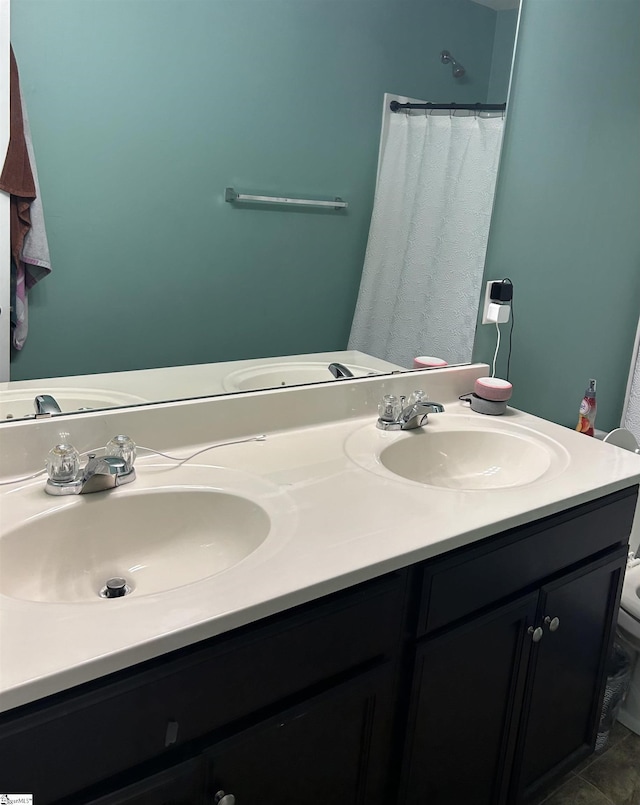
[11,0,500,380]
[474,0,640,432]
[487,9,519,103]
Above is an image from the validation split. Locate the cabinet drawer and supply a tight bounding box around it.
[82,758,204,805]
[418,487,637,636]
[0,570,406,803]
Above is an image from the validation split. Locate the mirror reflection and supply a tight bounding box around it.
[1,0,519,421]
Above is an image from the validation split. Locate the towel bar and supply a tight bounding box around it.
[225,187,347,210]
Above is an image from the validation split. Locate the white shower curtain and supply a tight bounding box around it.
[349,99,505,367]
[622,318,640,440]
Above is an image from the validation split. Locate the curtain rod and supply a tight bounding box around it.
[390,101,506,112]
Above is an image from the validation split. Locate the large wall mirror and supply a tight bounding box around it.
[1,0,520,421]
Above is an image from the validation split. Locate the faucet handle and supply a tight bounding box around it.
[378,395,402,423]
[407,389,428,406]
[46,443,80,482]
[105,435,137,471]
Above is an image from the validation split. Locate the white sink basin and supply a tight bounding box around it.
[0,388,148,420]
[0,485,272,603]
[222,361,378,392]
[346,415,570,490]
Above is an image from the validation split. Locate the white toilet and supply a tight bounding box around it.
[605,429,640,734]
[617,568,640,734]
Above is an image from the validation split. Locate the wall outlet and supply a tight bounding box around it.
[482,280,512,324]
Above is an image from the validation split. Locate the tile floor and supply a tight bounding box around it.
[533,722,640,805]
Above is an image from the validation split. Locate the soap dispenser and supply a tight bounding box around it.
[576,379,597,436]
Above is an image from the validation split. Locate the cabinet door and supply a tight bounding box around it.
[401,593,539,805]
[202,664,395,805]
[83,758,204,805]
[512,547,627,802]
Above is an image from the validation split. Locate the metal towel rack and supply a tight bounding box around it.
[225,187,347,210]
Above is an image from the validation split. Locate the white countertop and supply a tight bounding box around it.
[1,365,639,714]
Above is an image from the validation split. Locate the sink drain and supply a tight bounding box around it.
[99,577,132,599]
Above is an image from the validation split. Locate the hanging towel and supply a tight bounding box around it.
[0,46,52,349]
[20,76,52,289]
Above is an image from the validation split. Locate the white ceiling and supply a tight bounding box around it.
[470,0,520,10]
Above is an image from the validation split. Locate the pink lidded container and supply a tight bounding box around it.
[413,356,448,369]
[474,377,513,402]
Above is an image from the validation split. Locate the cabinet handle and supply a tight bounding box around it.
[164,720,179,747]
[214,791,236,805]
[544,616,560,632]
[528,626,544,643]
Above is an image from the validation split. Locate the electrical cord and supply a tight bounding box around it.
[501,277,514,381]
[492,320,501,378]
[0,467,47,485]
[487,277,514,380]
[135,435,266,466]
[0,434,268,486]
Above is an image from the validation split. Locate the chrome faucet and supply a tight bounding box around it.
[45,437,137,496]
[399,400,445,429]
[79,455,135,494]
[34,394,61,416]
[377,393,445,431]
[328,362,354,379]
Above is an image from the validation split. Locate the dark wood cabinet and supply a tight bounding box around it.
[0,487,636,805]
[0,571,406,805]
[400,486,634,805]
[203,664,395,805]
[512,549,627,802]
[401,593,538,805]
[81,664,395,805]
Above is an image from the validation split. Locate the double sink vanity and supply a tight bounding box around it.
[1,363,639,804]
